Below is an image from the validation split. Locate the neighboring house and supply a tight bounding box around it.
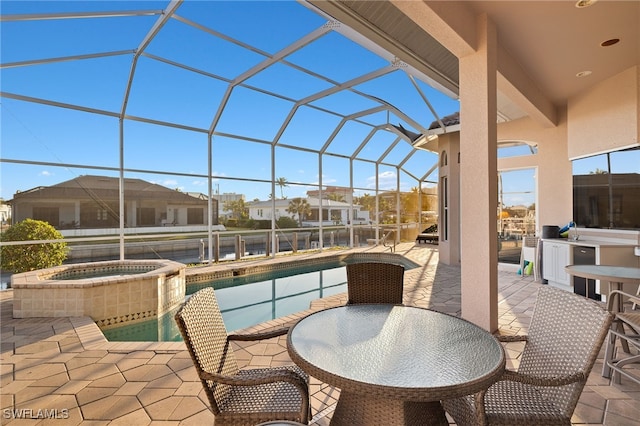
[9,175,217,229]
[247,197,370,226]
[306,186,354,204]
[214,192,246,219]
[0,199,11,225]
[508,205,530,217]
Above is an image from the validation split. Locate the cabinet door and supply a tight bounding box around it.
[542,242,571,287]
[542,242,556,281]
[555,243,570,286]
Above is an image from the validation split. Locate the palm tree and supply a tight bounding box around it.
[223,199,247,220]
[327,192,346,202]
[275,177,289,199]
[355,193,375,218]
[287,197,311,227]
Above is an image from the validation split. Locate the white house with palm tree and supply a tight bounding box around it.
[247,197,370,227]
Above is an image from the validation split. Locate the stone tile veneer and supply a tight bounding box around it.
[11,260,186,328]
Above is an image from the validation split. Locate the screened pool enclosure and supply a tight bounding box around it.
[1,0,462,263]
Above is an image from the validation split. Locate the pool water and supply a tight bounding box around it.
[102,259,416,342]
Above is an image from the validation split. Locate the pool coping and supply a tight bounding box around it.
[185,249,419,284]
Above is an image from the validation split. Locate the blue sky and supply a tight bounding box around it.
[4,0,619,210]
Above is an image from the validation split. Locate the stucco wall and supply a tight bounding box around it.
[497,109,573,232]
[434,109,573,265]
[568,66,639,159]
[436,133,461,265]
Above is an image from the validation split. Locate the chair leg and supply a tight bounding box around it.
[604,328,640,385]
[602,328,616,378]
[620,322,631,354]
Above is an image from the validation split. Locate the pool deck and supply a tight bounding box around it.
[1,242,639,425]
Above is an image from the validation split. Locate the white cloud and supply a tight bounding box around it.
[367,171,396,190]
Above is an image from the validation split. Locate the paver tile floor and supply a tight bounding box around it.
[1,243,639,425]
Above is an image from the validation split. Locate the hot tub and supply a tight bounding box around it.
[11,260,186,328]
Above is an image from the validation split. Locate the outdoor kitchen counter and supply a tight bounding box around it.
[541,237,639,299]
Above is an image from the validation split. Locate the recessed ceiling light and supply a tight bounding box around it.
[575,0,597,8]
[601,38,620,47]
[576,70,592,78]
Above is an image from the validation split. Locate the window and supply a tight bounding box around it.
[498,169,536,238]
[441,150,447,166]
[573,147,640,229]
[187,208,204,225]
[137,207,155,226]
[440,176,448,241]
[498,141,537,158]
[33,207,59,227]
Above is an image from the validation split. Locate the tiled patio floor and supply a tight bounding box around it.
[1,243,639,425]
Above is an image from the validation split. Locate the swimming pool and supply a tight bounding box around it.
[101,256,418,342]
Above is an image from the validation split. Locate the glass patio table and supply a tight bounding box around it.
[564,264,640,308]
[287,304,505,426]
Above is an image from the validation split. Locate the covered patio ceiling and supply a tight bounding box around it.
[314,0,639,129]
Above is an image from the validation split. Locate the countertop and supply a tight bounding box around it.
[542,238,638,248]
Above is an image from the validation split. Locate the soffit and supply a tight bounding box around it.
[308,0,459,97]
[464,0,640,104]
[310,0,640,124]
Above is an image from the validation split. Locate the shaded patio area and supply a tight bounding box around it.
[1,243,639,425]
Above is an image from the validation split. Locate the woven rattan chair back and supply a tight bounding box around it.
[174,287,239,415]
[346,262,404,305]
[443,285,613,425]
[518,286,611,418]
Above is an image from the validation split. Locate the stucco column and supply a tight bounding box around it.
[459,13,498,331]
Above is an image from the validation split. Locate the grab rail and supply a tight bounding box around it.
[381,229,396,252]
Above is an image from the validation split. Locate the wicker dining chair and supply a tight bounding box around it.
[174,287,310,426]
[442,285,613,426]
[346,262,404,305]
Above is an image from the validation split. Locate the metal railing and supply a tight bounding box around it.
[381,229,396,252]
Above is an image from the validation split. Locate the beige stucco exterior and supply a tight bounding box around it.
[568,66,640,159]
[437,65,639,330]
[497,109,573,230]
[457,14,499,330]
[436,133,460,266]
[439,67,637,226]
